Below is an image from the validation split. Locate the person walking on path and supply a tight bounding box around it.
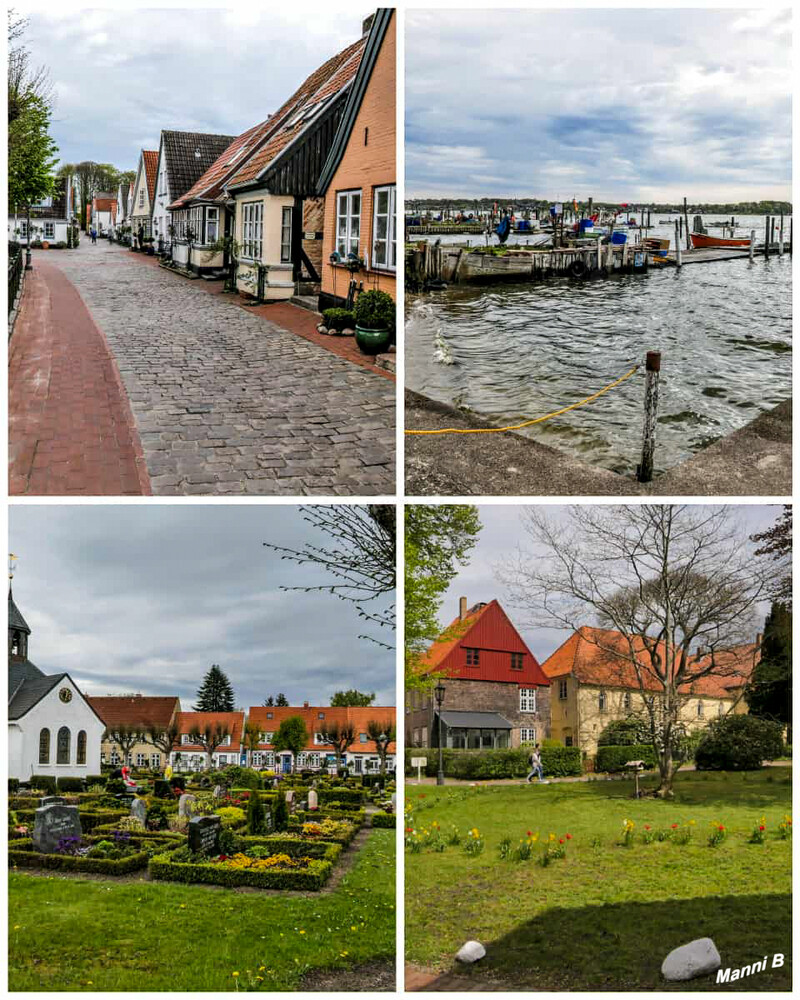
[137,224,144,250]
[90,227,97,244]
[526,744,545,783]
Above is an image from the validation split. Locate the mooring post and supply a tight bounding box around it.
[674,221,682,267]
[637,351,661,484]
[779,212,784,256]
[750,229,756,262]
[764,215,770,257]
[683,197,691,250]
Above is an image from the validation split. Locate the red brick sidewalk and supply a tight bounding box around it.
[405,965,505,991]
[8,260,151,495]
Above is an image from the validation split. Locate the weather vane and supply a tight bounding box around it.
[9,552,18,582]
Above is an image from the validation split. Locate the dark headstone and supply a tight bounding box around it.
[188,815,221,856]
[32,803,82,854]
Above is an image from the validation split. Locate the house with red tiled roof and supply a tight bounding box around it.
[112,180,133,239]
[540,626,761,754]
[88,694,181,771]
[130,149,158,242]
[168,710,246,771]
[406,597,551,751]
[248,703,396,775]
[90,193,117,235]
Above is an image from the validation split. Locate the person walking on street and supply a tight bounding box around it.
[137,224,144,250]
[526,744,544,783]
[90,227,97,244]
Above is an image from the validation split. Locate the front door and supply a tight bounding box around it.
[354,757,363,774]
[281,755,292,774]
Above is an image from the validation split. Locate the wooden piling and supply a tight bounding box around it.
[637,351,661,483]
[750,230,756,262]
[683,198,691,250]
[779,212,784,256]
[765,215,770,257]
[674,221,682,267]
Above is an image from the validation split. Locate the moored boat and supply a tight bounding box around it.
[690,232,751,249]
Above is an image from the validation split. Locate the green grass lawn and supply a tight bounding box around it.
[405,770,791,990]
[9,829,394,991]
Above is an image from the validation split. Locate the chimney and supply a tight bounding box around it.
[303,701,309,709]
[756,632,763,646]
[362,13,374,36]
[459,596,467,620]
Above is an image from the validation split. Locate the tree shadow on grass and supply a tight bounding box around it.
[422,893,791,992]
[575,771,791,812]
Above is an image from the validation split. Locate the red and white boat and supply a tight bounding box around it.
[689,231,751,249]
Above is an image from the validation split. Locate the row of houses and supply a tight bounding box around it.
[110,10,395,311]
[406,597,761,755]
[9,590,395,782]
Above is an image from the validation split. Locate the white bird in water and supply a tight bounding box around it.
[434,329,455,365]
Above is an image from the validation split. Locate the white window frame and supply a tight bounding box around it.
[136,753,147,767]
[280,206,292,263]
[220,735,232,747]
[17,221,28,238]
[307,752,320,768]
[359,733,368,744]
[521,727,536,743]
[241,201,263,260]
[372,184,396,271]
[43,222,55,240]
[150,753,161,768]
[181,734,191,745]
[139,189,144,208]
[260,731,274,743]
[520,688,537,713]
[110,750,120,766]
[336,189,361,258]
[205,207,219,245]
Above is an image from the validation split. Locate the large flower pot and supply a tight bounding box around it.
[355,324,391,356]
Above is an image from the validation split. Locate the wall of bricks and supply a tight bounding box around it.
[302,197,326,280]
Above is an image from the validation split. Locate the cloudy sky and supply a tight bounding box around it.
[406,8,791,202]
[9,505,395,709]
[20,6,369,169]
[437,504,780,663]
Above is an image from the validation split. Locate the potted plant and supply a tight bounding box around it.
[354,289,395,355]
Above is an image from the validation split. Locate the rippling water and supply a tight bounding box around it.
[406,219,791,475]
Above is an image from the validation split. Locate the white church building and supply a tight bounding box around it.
[8,590,105,782]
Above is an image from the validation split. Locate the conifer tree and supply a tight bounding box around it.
[193,664,235,712]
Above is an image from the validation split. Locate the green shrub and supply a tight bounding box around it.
[240,835,341,863]
[273,794,289,832]
[597,718,650,746]
[146,802,169,831]
[8,836,177,874]
[153,779,175,799]
[86,774,106,786]
[105,779,126,795]
[595,744,657,773]
[403,747,582,779]
[322,307,356,331]
[215,806,246,829]
[318,787,365,805]
[149,849,333,891]
[695,715,785,771]
[56,777,85,793]
[354,289,395,332]
[246,789,266,835]
[371,811,395,828]
[9,779,19,794]
[171,775,186,791]
[31,775,57,795]
[220,765,261,790]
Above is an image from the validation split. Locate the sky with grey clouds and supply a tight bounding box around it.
[20,6,370,169]
[9,505,395,710]
[438,504,780,664]
[406,8,791,202]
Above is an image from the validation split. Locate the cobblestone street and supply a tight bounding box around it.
[11,241,395,495]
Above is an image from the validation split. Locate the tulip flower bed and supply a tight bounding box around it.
[149,843,334,891]
[8,832,182,875]
[406,769,791,991]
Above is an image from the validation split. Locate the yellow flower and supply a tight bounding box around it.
[299,930,306,934]
[351,925,358,931]
[688,820,696,826]
[179,903,187,909]
[232,972,239,978]
[13,925,20,930]
[258,966,265,972]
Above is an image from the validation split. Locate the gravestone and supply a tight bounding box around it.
[263,805,274,834]
[178,793,198,818]
[308,789,318,811]
[130,798,147,826]
[32,803,82,854]
[285,790,295,813]
[39,795,67,807]
[188,815,221,856]
[213,784,224,799]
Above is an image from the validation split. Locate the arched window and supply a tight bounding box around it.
[77,730,87,765]
[57,726,71,765]
[39,728,50,764]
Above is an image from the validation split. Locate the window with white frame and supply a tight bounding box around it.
[372,184,396,270]
[220,735,232,747]
[205,207,219,244]
[264,751,275,767]
[260,731,274,743]
[150,753,161,768]
[519,688,537,712]
[521,727,536,743]
[367,757,380,771]
[17,221,28,237]
[308,752,320,767]
[181,734,191,745]
[336,190,361,258]
[252,752,263,767]
[241,201,263,259]
[110,750,120,765]
[359,733,368,743]
[280,206,292,263]
[136,753,147,767]
[43,222,55,239]
[139,189,144,208]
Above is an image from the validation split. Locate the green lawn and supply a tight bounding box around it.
[9,829,394,991]
[405,771,791,990]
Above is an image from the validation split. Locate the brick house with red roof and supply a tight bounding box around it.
[540,626,761,754]
[90,193,117,235]
[248,703,396,774]
[169,710,246,771]
[406,597,551,750]
[131,149,158,241]
[88,694,181,770]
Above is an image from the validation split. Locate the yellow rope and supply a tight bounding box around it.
[405,364,640,436]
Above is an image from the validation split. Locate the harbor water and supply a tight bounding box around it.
[405,221,791,476]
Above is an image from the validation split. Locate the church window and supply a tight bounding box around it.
[77,730,87,765]
[39,727,50,764]
[57,726,71,764]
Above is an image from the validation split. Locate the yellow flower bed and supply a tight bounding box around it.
[223,852,314,871]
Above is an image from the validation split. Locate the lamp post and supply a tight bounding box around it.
[434,682,446,786]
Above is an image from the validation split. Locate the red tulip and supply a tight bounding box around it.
[671,823,678,829]
[559,838,565,844]
[759,825,765,831]
[718,826,724,831]
[644,825,651,830]
[566,834,572,840]
[526,830,532,837]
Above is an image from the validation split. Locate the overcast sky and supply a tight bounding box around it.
[406,8,791,202]
[438,504,780,664]
[9,505,395,710]
[20,6,369,168]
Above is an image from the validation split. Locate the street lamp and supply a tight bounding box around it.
[434,682,446,786]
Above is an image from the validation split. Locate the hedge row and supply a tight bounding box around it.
[149,849,333,890]
[239,835,341,863]
[371,811,396,828]
[404,747,583,779]
[318,787,365,805]
[293,808,366,827]
[289,815,360,842]
[8,836,177,874]
[594,744,658,773]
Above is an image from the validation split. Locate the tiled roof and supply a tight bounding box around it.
[8,662,65,719]
[419,602,492,671]
[142,150,159,202]
[160,130,236,203]
[540,627,758,698]
[170,33,366,207]
[88,695,180,730]
[173,711,245,751]
[93,197,116,212]
[248,705,396,754]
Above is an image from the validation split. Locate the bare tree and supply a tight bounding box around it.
[498,505,769,797]
[318,722,356,772]
[144,724,180,770]
[367,720,396,776]
[106,725,145,767]
[188,722,233,771]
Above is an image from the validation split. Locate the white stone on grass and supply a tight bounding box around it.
[456,941,486,964]
[662,938,721,981]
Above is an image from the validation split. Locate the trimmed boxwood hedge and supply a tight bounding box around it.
[404,747,583,779]
[318,787,365,805]
[240,835,341,863]
[57,777,86,792]
[149,848,333,890]
[9,779,19,794]
[8,835,179,874]
[371,811,395,828]
[30,775,57,794]
[594,744,657,773]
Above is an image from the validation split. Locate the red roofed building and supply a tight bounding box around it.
[169,711,246,771]
[406,597,551,750]
[540,626,760,753]
[90,193,117,235]
[131,149,159,241]
[247,703,396,775]
[88,694,181,770]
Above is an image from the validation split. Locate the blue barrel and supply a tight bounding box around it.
[611,231,628,245]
